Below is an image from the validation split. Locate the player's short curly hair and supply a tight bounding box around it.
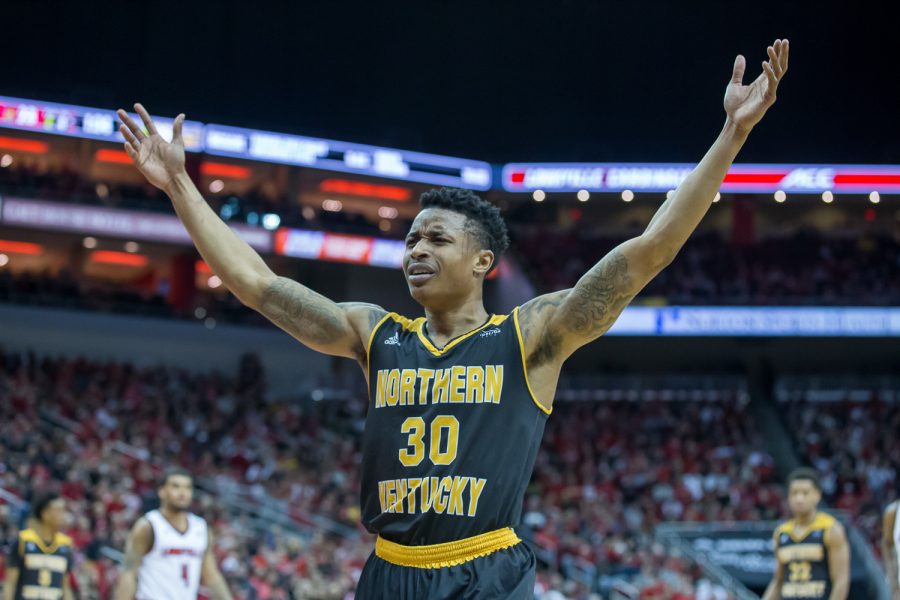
[31,492,61,522]
[419,187,509,270]
[787,467,822,491]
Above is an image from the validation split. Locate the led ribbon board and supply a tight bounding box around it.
[502,163,900,194]
[0,197,271,252]
[608,306,900,337]
[0,95,205,152]
[274,228,404,268]
[203,124,492,190]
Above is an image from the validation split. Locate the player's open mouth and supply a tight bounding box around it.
[407,263,436,285]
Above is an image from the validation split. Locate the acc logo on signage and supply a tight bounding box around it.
[780,168,835,190]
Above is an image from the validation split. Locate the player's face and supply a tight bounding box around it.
[787,480,821,517]
[42,498,67,531]
[403,209,492,308]
[159,475,194,512]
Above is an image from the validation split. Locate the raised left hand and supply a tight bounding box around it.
[725,39,789,133]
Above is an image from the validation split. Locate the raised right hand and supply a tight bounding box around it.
[117,103,186,192]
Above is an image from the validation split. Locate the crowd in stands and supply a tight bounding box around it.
[0,349,769,598]
[777,376,900,559]
[512,228,900,306]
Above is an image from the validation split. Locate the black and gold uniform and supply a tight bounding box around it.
[773,512,836,599]
[357,308,550,599]
[6,529,73,600]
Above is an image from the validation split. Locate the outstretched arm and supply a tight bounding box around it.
[520,40,790,365]
[117,105,385,361]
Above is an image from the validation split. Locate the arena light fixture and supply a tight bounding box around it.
[83,237,98,249]
[577,189,590,202]
[0,136,49,153]
[0,240,43,255]
[322,199,343,212]
[0,154,12,167]
[774,190,787,203]
[209,179,225,193]
[713,192,721,203]
[200,161,252,179]
[319,179,412,202]
[90,250,149,267]
[621,190,634,202]
[822,191,834,203]
[532,190,546,202]
[869,191,880,204]
[0,254,7,267]
[94,149,133,165]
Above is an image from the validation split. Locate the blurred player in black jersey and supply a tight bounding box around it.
[118,38,790,599]
[763,468,849,600]
[4,493,74,600]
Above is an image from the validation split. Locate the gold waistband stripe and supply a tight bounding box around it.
[375,527,521,569]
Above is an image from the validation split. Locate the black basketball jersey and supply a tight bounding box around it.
[361,307,550,546]
[774,512,835,599]
[7,529,73,600]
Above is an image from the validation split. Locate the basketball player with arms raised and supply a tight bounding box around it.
[118,39,789,599]
[114,469,232,600]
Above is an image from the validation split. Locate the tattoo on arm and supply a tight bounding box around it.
[519,292,567,369]
[259,277,346,346]
[562,249,635,338]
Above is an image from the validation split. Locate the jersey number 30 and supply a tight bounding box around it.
[399,416,459,467]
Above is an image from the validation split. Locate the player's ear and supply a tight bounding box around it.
[473,250,494,278]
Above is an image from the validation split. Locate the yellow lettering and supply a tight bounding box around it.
[384,480,397,513]
[399,369,416,406]
[448,476,467,515]
[378,481,387,513]
[399,417,426,467]
[375,370,388,408]
[416,369,435,405]
[465,366,484,403]
[429,415,459,465]
[433,476,452,514]
[386,369,400,406]
[450,366,466,403]
[407,478,422,513]
[486,365,504,404]
[393,479,407,514]
[468,478,487,517]
[420,477,438,512]
[432,369,450,404]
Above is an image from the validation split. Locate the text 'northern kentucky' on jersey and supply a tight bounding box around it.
[361,308,550,546]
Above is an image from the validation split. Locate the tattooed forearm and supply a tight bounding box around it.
[259,277,346,345]
[563,250,635,338]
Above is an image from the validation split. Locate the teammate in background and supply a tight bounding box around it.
[4,492,74,600]
[884,500,900,599]
[763,468,849,600]
[118,39,789,599]
[114,468,232,600]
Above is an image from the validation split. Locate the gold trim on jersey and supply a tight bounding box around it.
[512,307,552,415]
[413,314,508,357]
[375,527,521,568]
[366,312,395,378]
[18,530,72,555]
[775,512,836,544]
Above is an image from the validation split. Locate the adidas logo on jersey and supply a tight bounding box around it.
[384,332,400,345]
[479,328,501,338]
